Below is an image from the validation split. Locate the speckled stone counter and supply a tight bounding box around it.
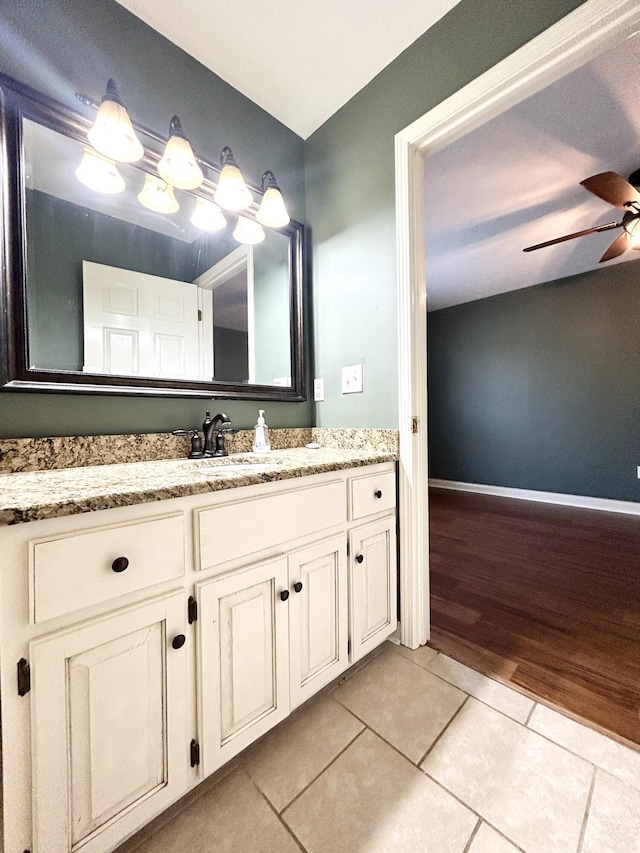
[0,447,397,526]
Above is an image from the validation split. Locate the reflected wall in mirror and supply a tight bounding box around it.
[0,74,305,400]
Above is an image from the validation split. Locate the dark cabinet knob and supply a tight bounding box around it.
[293,581,303,593]
[280,590,290,601]
[111,556,129,573]
[172,634,186,650]
[356,554,364,564]
[375,489,383,499]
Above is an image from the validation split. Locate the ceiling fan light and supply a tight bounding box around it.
[158,116,203,190]
[75,148,125,194]
[191,197,227,231]
[256,171,289,227]
[214,146,253,211]
[87,79,144,163]
[138,174,179,214]
[625,217,640,249]
[233,215,265,245]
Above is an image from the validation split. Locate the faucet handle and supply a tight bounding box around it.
[172,429,204,459]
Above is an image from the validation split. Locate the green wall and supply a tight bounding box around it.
[0,0,310,437]
[427,260,640,502]
[305,0,587,427]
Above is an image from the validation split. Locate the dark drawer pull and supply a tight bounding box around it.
[356,554,364,564]
[280,589,290,602]
[375,489,383,499]
[172,634,186,650]
[111,556,129,573]
[293,581,303,593]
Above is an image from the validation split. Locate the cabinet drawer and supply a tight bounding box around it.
[349,471,396,520]
[198,479,347,572]
[31,514,185,622]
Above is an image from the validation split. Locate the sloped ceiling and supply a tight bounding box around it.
[424,30,640,311]
[115,0,462,139]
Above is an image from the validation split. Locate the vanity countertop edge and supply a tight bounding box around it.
[0,447,398,526]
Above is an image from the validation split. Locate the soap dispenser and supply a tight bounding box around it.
[253,409,271,454]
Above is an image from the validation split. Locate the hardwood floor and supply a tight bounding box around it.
[428,487,640,747]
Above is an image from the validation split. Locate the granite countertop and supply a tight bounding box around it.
[0,447,397,526]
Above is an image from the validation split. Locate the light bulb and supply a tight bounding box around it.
[138,174,179,214]
[625,217,640,249]
[158,116,203,190]
[233,215,265,245]
[256,171,290,228]
[191,197,226,231]
[214,147,252,211]
[87,79,143,163]
[75,149,125,194]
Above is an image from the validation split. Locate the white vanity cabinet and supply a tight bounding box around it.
[0,460,396,853]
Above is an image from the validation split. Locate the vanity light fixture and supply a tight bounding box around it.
[87,79,144,163]
[157,116,204,190]
[256,170,290,228]
[75,148,125,194]
[138,174,179,214]
[214,146,253,211]
[233,215,265,245]
[191,197,227,231]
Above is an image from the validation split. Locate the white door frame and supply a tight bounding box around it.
[395,0,640,649]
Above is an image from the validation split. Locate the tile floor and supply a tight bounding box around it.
[118,642,640,853]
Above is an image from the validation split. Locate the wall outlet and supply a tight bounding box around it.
[342,364,363,394]
[637,465,640,479]
[314,378,325,401]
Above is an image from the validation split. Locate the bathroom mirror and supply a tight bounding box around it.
[0,74,305,400]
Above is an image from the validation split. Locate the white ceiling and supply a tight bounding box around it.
[115,0,462,139]
[424,30,640,312]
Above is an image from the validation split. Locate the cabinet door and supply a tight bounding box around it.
[350,516,398,662]
[197,557,290,777]
[288,534,348,708]
[30,591,188,853]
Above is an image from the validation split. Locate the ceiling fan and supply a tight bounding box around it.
[523,171,640,263]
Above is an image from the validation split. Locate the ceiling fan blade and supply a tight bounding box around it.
[523,221,620,252]
[599,231,629,263]
[580,172,640,210]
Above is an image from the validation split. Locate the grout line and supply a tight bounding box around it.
[279,728,366,816]
[524,702,537,727]
[417,695,470,767]
[577,766,598,853]
[461,818,481,853]
[244,768,307,852]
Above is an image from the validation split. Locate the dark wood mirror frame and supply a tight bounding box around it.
[0,74,306,401]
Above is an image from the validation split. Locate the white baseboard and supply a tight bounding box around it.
[429,479,640,516]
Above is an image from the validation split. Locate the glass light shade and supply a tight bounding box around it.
[256,186,290,228]
[158,117,203,190]
[138,174,179,214]
[214,147,252,210]
[191,197,226,231]
[233,215,265,245]
[87,81,143,163]
[75,149,125,194]
[625,217,640,249]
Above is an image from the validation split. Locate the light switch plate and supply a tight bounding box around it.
[314,378,325,401]
[342,364,363,394]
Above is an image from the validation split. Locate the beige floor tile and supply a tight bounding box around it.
[582,770,640,853]
[283,728,477,853]
[129,768,300,853]
[333,646,466,762]
[528,703,640,791]
[426,654,534,723]
[242,693,364,811]
[386,640,439,669]
[468,823,521,853]
[422,698,592,853]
